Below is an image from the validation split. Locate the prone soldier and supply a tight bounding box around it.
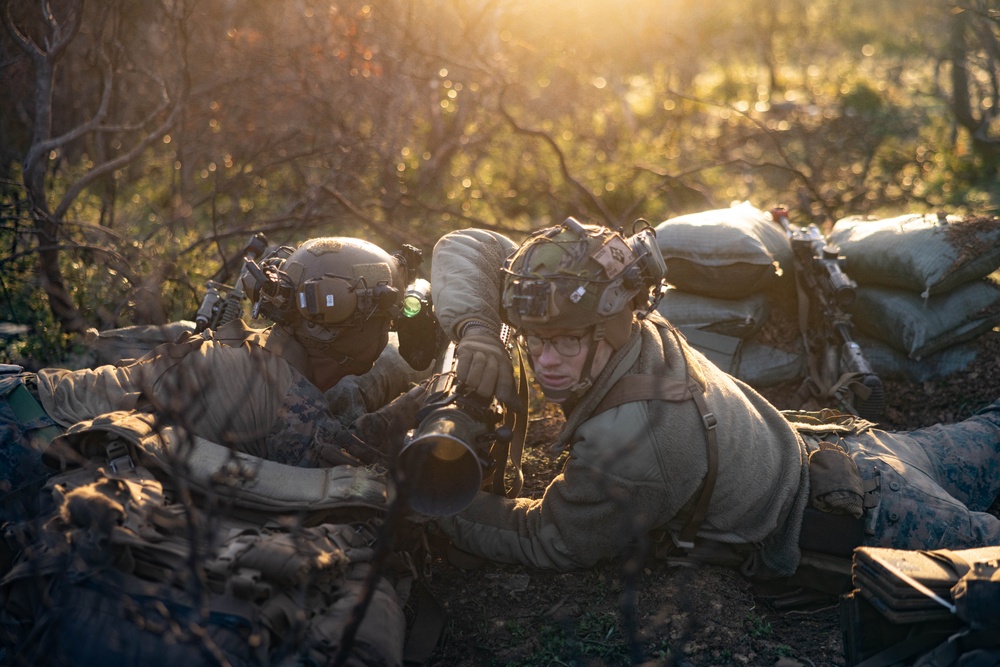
[425,217,1000,578]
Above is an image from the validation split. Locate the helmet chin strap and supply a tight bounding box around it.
[532,324,605,403]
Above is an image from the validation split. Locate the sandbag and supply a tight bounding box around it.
[678,327,806,388]
[654,202,794,299]
[829,214,1000,297]
[848,279,1000,359]
[656,289,771,339]
[733,341,806,388]
[854,335,979,383]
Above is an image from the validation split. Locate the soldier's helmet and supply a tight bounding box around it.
[501,218,667,347]
[247,237,405,355]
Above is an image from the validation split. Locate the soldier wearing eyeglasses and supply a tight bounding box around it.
[428,218,1000,579]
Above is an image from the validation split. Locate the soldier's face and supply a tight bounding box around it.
[298,323,389,390]
[522,327,612,398]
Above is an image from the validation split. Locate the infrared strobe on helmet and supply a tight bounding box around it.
[501,217,667,335]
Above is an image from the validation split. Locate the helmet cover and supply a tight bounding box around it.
[501,219,664,337]
[251,237,405,350]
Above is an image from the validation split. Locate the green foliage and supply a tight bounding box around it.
[746,613,773,638]
[4,0,1000,360]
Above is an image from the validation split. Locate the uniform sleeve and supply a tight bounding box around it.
[326,333,433,423]
[39,339,294,458]
[434,404,677,571]
[435,452,671,571]
[38,364,142,427]
[431,229,517,340]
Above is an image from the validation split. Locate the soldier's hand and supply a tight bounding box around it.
[314,383,429,466]
[454,324,519,409]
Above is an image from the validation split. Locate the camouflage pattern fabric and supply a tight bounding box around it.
[264,372,426,468]
[0,372,62,522]
[846,397,1000,550]
[261,369,337,466]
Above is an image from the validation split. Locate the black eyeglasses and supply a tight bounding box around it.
[519,332,587,357]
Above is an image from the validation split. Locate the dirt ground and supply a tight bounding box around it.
[422,326,1000,667]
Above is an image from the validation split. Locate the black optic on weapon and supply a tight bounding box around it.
[840,339,886,421]
[397,343,509,516]
[394,243,424,283]
[194,233,271,333]
[195,282,224,331]
[817,241,856,307]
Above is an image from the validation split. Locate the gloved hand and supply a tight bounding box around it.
[314,382,429,466]
[454,323,519,409]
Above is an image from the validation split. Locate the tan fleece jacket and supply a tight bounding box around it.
[37,323,426,464]
[430,228,812,577]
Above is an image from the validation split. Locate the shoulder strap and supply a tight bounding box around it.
[592,374,692,415]
[491,345,529,499]
[588,329,719,549]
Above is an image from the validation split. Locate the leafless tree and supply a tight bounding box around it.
[3,0,190,332]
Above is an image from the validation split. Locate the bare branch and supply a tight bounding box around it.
[53,99,184,220]
[41,0,84,60]
[497,85,616,224]
[3,3,44,61]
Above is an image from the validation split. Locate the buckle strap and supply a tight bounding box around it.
[678,382,719,548]
[105,439,135,473]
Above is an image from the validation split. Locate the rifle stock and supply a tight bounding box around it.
[770,206,885,420]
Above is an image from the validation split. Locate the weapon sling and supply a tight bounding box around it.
[490,345,530,499]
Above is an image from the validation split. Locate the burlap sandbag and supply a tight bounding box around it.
[654,202,793,299]
[829,213,1000,297]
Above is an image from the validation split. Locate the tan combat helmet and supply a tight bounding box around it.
[501,217,667,399]
[246,237,405,359]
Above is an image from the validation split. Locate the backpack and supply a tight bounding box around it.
[843,546,1000,666]
[1,410,420,667]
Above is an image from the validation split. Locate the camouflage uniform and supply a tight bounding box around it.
[846,398,1000,549]
[1,323,426,521]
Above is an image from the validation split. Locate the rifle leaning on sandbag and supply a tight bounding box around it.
[193,233,270,332]
[769,206,885,421]
[397,328,528,517]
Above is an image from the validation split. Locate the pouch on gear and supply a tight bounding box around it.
[1,411,409,667]
[808,441,864,517]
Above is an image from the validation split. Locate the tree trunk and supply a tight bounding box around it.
[8,1,90,334]
[948,8,1000,173]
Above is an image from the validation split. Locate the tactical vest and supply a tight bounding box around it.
[1,410,418,666]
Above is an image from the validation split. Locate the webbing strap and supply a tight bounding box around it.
[589,369,718,550]
[592,375,692,415]
[507,346,530,498]
[489,344,530,499]
[681,384,718,547]
[923,549,973,579]
[402,581,446,665]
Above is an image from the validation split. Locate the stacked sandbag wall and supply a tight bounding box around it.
[653,201,804,387]
[829,213,1000,382]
